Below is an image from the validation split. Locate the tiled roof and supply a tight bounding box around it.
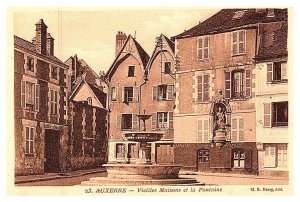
[175,9,288,39]
[132,37,150,68]
[255,21,288,61]
[14,35,67,67]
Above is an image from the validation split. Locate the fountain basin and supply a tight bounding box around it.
[104,164,181,179]
[124,131,163,142]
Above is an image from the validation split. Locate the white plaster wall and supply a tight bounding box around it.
[73,83,102,108]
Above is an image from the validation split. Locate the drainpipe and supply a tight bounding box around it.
[138,71,148,131]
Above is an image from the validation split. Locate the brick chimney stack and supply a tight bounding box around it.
[116,31,127,56]
[35,19,48,55]
[46,33,54,56]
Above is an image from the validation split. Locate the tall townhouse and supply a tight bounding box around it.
[173,9,287,174]
[254,18,288,177]
[14,19,70,175]
[105,32,150,163]
[141,34,176,164]
[65,55,108,171]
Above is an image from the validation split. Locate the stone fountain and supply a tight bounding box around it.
[81,112,197,185]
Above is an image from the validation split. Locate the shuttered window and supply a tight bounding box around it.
[122,87,138,102]
[231,117,244,142]
[153,85,174,101]
[267,62,288,82]
[277,144,288,168]
[264,144,288,168]
[197,119,209,143]
[153,112,173,129]
[197,36,209,60]
[21,80,39,111]
[50,89,58,114]
[232,30,245,55]
[25,126,34,154]
[197,75,210,102]
[110,87,116,101]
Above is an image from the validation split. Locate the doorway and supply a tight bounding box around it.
[44,129,60,173]
[197,149,210,172]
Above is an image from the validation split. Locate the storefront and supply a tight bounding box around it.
[174,142,258,174]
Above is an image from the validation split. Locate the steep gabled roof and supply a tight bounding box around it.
[106,35,149,80]
[255,21,288,61]
[14,35,67,67]
[69,79,107,109]
[146,34,175,73]
[175,9,288,39]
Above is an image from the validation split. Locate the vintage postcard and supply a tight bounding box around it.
[6,6,294,197]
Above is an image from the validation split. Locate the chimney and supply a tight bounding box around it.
[35,19,48,55]
[116,31,127,56]
[46,33,54,55]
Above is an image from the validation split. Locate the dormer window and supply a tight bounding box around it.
[128,65,135,77]
[27,56,34,72]
[87,97,92,105]
[233,10,246,19]
[51,66,58,80]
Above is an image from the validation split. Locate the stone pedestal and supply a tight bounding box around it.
[214,129,227,147]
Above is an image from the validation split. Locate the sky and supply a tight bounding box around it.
[13,8,219,74]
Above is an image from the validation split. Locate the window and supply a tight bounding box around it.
[198,150,209,163]
[232,30,245,55]
[231,117,244,142]
[21,80,39,111]
[232,71,244,99]
[197,74,210,102]
[233,10,246,19]
[110,87,116,101]
[51,66,58,80]
[128,66,135,77]
[25,127,34,154]
[152,112,173,129]
[164,62,171,74]
[157,112,168,129]
[128,143,138,158]
[224,68,251,99]
[50,89,58,114]
[197,36,209,60]
[232,149,245,168]
[116,143,125,159]
[87,97,92,105]
[267,62,287,82]
[122,87,138,102]
[197,119,209,143]
[120,114,138,130]
[153,85,174,101]
[264,102,288,127]
[264,144,288,168]
[26,56,34,72]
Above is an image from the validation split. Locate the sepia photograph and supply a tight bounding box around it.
[4,2,297,199]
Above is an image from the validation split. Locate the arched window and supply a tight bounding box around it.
[232,148,245,168]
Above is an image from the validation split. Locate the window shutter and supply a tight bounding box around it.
[263,103,271,127]
[203,74,209,101]
[225,71,231,99]
[231,118,238,142]
[54,90,58,114]
[132,114,138,130]
[198,38,203,60]
[204,37,209,59]
[238,118,244,141]
[244,149,252,168]
[232,32,238,55]
[152,86,157,101]
[116,114,121,130]
[281,62,287,80]
[197,120,203,142]
[21,80,26,108]
[121,87,125,103]
[267,63,273,82]
[35,84,40,111]
[133,87,139,102]
[167,85,173,100]
[151,113,157,130]
[168,112,173,129]
[264,146,276,168]
[245,68,251,98]
[203,119,209,143]
[197,75,203,102]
